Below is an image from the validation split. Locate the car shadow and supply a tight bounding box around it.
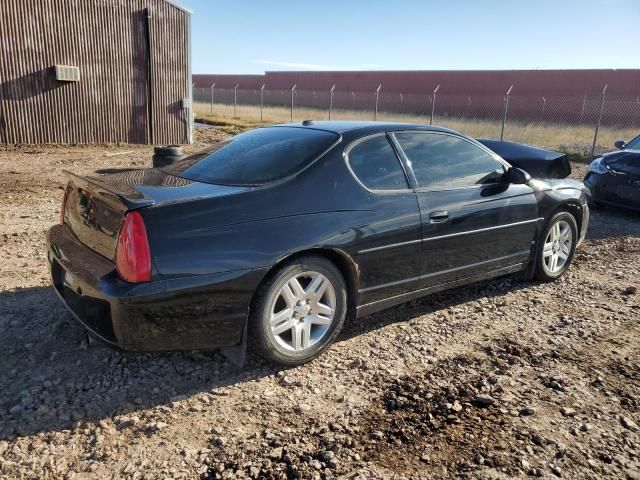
[339,274,533,341]
[0,273,534,441]
[0,286,282,440]
[586,206,640,241]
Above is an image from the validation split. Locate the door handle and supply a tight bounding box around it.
[428,210,449,223]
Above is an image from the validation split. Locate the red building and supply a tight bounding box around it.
[194,69,639,96]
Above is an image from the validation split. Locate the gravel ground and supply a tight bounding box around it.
[1,129,639,480]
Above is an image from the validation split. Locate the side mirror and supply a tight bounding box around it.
[505,167,531,185]
[614,140,626,150]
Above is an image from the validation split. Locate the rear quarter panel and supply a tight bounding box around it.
[140,145,421,303]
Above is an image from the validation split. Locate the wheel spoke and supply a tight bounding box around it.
[288,277,306,299]
[281,284,297,306]
[272,318,295,336]
[314,302,335,317]
[543,242,554,258]
[558,250,568,261]
[309,314,332,326]
[271,308,292,327]
[291,323,304,351]
[302,320,311,349]
[306,275,329,298]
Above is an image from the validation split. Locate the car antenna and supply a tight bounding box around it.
[302,120,314,126]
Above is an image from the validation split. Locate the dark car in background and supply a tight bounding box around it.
[584,134,640,211]
[47,121,589,366]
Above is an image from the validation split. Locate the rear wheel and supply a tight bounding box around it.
[534,211,578,282]
[249,256,347,365]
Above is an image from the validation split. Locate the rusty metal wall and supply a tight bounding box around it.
[0,0,190,145]
[192,74,265,90]
[260,70,640,96]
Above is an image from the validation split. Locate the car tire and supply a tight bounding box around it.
[249,255,347,366]
[153,145,183,156]
[534,211,578,282]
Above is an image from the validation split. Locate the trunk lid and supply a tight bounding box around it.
[477,139,571,179]
[63,168,251,261]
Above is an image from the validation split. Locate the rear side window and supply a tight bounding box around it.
[347,135,409,190]
[164,127,339,186]
[395,132,504,189]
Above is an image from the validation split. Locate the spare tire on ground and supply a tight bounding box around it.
[153,145,184,168]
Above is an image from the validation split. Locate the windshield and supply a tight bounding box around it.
[164,127,339,186]
[626,134,640,150]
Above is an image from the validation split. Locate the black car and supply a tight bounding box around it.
[47,121,590,366]
[584,134,640,211]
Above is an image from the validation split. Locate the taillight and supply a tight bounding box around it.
[60,185,70,224]
[115,211,151,283]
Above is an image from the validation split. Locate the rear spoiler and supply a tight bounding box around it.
[64,170,155,212]
[477,139,571,179]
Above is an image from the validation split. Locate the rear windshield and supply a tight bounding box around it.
[164,127,339,186]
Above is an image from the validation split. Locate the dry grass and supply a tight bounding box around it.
[194,102,636,155]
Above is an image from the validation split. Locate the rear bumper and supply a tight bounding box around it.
[47,224,266,352]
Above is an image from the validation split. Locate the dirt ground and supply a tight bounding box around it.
[0,127,639,480]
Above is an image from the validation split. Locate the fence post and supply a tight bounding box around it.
[290,84,296,122]
[579,94,587,124]
[540,96,546,122]
[210,83,215,115]
[374,84,382,120]
[329,84,335,120]
[500,84,513,141]
[590,84,608,161]
[429,84,440,125]
[233,84,239,118]
[260,84,265,122]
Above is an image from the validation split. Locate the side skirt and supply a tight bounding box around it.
[355,262,527,318]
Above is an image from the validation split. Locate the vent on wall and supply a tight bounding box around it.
[55,65,80,82]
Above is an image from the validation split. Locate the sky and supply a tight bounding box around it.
[187,0,639,74]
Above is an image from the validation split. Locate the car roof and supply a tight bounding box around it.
[272,120,458,136]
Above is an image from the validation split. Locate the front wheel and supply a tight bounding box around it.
[249,256,347,366]
[534,211,578,282]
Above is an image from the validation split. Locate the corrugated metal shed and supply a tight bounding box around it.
[0,0,192,145]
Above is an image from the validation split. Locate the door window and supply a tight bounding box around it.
[395,132,504,189]
[347,135,410,190]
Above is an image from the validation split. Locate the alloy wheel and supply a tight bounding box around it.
[269,271,336,352]
[542,220,573,274]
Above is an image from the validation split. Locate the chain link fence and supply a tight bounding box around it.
[194,86,640,158]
